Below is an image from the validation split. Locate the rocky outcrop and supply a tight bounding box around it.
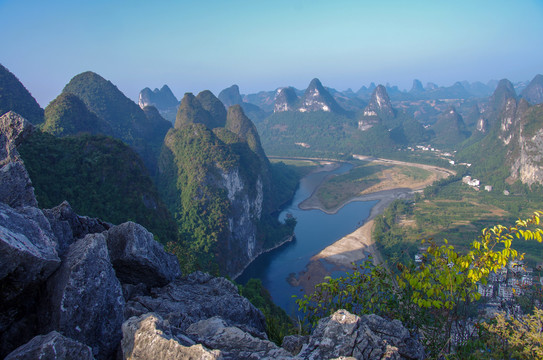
[42,200,110,255]
[125,271,266,337]
[5,331,94,360]
[186,317,292,359]
[0,202,61,302]
[43,233,125,359]
[296,310,424,360]
[106,221,181,287]
[122,313,222,360]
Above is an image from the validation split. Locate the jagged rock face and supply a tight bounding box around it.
[297,310,425,359]
[508,103,543,185]
[521,74,543,105]
[0,202,61,302]
[138,85,179,110]
[274,87,299,112]
[122,313,222,360]
[5,331,94,360]
[218,84,244,107]
[299,78,343,113]
[42,200,110,256]
[106,221,182,287]
[43,233,125,359]
[0,112,37,208]
[0,64,44,125]
[187,316,293,359]
[0,111,34,166]
[124,271,267,336]
[42,93,112,137]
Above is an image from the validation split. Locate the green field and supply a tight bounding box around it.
[374,180,543,267]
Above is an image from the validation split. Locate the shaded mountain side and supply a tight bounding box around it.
[431,107,469,148]
[62,71,171,173]
[218,84,269,123]
[274,87,299,112]
[0,63,44,125]
[520,74,543,105]
[218,85,244,107]
[226,104,268,161]
[18,131,178,243]
[196,90,227,128]
[42,92,112,137]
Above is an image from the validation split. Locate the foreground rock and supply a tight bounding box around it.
[5,331,94,360]
[125,271,266,337]
[0,202,60,302]
[43,233,125,359]
[42,200,110,254]
[187,317,292,359]
[297,310,424,359]
[106,221,181,287]
[122,313,222,360]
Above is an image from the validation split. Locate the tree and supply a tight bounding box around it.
[296,211,543,358]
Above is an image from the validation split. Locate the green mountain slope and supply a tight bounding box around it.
[42,93,112,137]
[18,131,178,243]
[62,71,171,172]
[0,64,44,125]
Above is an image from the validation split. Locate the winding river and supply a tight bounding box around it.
[238,162,378,314]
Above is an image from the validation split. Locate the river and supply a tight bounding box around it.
[238,162,378,314]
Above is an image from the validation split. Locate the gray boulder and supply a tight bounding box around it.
[0,202,60,301]
[42,200,110,255]
[0,161,38,208]
[0,111,34,165]
[122,313,222,360]
[125,271,266,338]
[106,221,181,287]
[4,331,94,360]
[186,316,293,359]
[281,335,309,356]
[0,111,37,208]
[296,310,424,360]
[44,233,125,359]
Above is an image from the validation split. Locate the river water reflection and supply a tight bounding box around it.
[238,162,377,314]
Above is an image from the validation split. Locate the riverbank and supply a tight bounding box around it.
[292,158,454,294]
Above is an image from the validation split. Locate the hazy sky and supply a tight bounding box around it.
[1,0,542,107]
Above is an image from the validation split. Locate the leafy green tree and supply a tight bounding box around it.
[296,212,543,358]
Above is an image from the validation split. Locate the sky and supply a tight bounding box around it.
[1,0,542,107]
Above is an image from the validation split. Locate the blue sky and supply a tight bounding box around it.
[1,0,542,106]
